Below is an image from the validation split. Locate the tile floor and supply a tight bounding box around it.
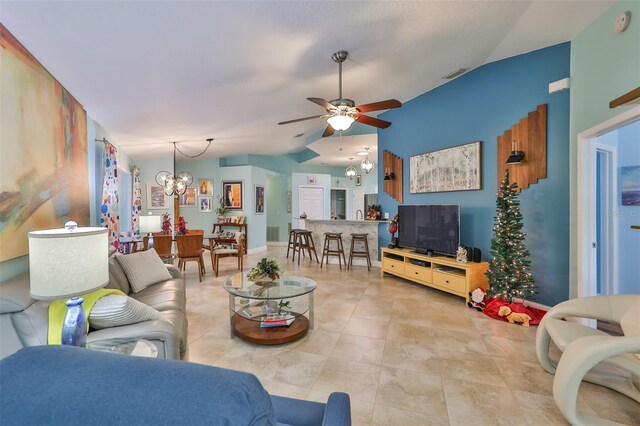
[182,246,639,425]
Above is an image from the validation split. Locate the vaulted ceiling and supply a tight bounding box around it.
[1,1,613,163]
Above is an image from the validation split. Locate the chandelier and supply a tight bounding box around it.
[359,147,374,174]
[345,157,357,179]
[155,139,212,196]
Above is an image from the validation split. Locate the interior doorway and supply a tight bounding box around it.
[577,106,640,300]
[330,188,347,220]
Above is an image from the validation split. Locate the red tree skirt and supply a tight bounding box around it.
[482,298,547,325]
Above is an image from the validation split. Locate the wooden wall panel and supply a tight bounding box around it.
[383,150,403,203]
[497,104,547,192]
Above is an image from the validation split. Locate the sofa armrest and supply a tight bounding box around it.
[87,320,179,359]
[166,265,181,279]
[322,392,351,426]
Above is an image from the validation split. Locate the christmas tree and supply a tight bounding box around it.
[486,169,536,302]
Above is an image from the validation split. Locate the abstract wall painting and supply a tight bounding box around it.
[410,141,482,193]
[0,25,89,262]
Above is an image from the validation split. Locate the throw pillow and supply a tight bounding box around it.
[115,248,173,293]
[89,295,166,329]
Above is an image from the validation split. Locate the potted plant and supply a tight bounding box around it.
[215,195,227,217]
[247,258,282,283]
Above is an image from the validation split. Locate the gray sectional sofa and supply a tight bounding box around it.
[0,253,187,360]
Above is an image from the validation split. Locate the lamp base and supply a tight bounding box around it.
[62,297,87,347]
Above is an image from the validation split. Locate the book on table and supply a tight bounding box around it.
[260,314,295,328]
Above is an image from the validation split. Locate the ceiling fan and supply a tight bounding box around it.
[278,50,402,137]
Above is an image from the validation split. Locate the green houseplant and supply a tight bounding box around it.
[247,258,282,282]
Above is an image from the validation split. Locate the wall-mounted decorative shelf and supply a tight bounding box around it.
[497,104,547,192]
[609,87,640,109]
[383,150,403,203]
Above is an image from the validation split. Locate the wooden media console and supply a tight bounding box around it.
[381,247,489,303]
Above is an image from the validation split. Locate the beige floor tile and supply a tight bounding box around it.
[442,377,527,426]
[482,333,539,364]
[382,339,441,376]
[372,404,449,426]
[259,349,327,388]
[438,349,506,387]
[343,317,390,339]
[331,334,386,366]
[375,367,448,418]
[495,357,555,396]
[579,381,640,424]
[312,359,381,403]
[287,329,341,357]
[512,390,572,426]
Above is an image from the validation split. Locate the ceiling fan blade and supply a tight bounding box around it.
[322,124,335,137]
[354,114,392,129]
[307,97,335,111]
[355,99,402,113]
[278,115,325,125]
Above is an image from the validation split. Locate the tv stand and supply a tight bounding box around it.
[381,247,489,303]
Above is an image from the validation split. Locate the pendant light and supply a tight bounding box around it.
[155,139,212,196]
[360,147,374,174]
[345,157,357,179]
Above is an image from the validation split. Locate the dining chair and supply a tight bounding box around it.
[143,234,174,263]
[176,234,205,282]
[211,232,244,278]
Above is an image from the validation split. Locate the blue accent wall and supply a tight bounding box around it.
[378,43,571,306]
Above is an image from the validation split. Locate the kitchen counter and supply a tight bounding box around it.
[298,219,385,267]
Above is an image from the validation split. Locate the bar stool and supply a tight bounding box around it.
[321,232,347,269]
[286,229,301,259]
[348,233,372,271]
[292,230,319,265]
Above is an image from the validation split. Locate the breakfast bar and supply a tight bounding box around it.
[299,219,387,267]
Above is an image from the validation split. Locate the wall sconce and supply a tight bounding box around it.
[506,139,525,164]
[383,168,395,181]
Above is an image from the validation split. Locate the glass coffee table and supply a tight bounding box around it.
[223,273,316,345]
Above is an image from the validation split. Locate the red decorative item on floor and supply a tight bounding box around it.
[482,298,546,326]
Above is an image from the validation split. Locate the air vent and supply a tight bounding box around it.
[293,133,305,138]
[442,68,469,79]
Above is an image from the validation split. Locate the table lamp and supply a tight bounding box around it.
[139,213,162,249]
[28,221,108,347]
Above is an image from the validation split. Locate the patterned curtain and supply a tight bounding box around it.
[131,166,142,238]
[100,142,119,251]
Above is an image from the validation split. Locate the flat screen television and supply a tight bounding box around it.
[397,204,460,256]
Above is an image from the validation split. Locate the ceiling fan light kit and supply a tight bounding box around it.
[278,50,402,137]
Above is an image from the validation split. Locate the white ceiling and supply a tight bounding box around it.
[1,0,613,164]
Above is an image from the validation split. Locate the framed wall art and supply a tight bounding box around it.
[199,196,212,212]
[222,180,243,210]
[621,165,640,206]
[179,187,197,207]
[198,179,213,196]
[147,184,169,209]
[255,185,265,214]
[355,175,362,186]
[409,141,482,193]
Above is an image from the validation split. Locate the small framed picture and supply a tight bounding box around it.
[198,179,213,196]
[355,175,362,186]
[198,196,212,212]
[147,184,169,210]
[222,180,243,210]
[255,185,265,214]
[179,187,197,207]
[307,175,317,184]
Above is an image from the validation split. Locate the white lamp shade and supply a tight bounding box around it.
[139,215,162,233]
[327,114,355,131]
[28,227,109,300]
